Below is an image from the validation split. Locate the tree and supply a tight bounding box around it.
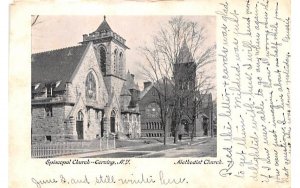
[140,16,216,144]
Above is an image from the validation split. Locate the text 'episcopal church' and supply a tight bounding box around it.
[31,17,213,144]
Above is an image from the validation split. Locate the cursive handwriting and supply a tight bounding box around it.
[217,0,291,184]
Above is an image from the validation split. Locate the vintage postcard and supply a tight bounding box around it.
[9,0,291,187]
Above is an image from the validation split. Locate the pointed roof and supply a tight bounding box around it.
[178,39,193,63]
[120,71,140,96]
[82,16,129,49]
[94,16,112,33]
[125,71,139,90]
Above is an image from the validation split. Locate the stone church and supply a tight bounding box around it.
[31,16,141,144]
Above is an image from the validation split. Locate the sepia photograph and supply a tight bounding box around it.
[31,15,217,158]
[8,0,293,187]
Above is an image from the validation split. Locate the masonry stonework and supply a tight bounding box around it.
[31,17,141,144]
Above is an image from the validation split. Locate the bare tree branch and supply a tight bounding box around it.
[139,16,216,144]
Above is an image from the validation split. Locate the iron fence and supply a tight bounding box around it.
[31,137,115,158]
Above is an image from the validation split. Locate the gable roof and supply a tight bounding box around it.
[139,77,174,100]
[31,44,89,91]
[139,83,153,99]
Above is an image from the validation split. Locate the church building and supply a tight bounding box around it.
[31,16,141,143]
[139,41,213,138]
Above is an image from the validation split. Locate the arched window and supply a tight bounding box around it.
[85,72,97,100]
[77,111,84,121]
[99,46,106,74]
[113,49,118,74]
[119,52,123,76]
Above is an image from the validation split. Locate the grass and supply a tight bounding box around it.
[129,144,177,152]
[115,137,173,148]
[142,153,166,158]
[115,139,158,148]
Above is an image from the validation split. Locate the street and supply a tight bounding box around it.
[62,136,217,158]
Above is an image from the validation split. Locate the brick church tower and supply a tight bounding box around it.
[174,40,197,136]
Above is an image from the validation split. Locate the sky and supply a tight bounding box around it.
[32,15,216,97]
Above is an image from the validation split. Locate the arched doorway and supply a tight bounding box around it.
[110,110,116,133]
[76,111,84,139]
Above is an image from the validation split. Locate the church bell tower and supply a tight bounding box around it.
[81,16,129,95]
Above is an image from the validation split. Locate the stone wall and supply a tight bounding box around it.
[85,108,102,140]
[31,104,67,143]
[120,95,131,111]
[103,76,125,99]
[31,39,141,143]
[70,44,108,107]
[94,41,126,79]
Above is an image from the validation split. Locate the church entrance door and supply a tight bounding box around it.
[101,118,104,137]
[76,111,84,139]
[110,110,116,133]
[76,121,83,139]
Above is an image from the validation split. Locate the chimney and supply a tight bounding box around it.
[144,81,152,90]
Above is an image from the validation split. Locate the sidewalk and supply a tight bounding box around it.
[61,136,213,158]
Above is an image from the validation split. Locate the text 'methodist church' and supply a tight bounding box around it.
[31,16,213,144]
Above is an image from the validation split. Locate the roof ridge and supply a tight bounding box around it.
[32,44,86,55]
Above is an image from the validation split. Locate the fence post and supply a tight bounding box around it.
[106,136,108,150]
[99,138,102,151]
[46,144,49,158]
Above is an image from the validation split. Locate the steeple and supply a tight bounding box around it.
[177,39,193,63]
[94,16,112,33]
[82,16,129,49]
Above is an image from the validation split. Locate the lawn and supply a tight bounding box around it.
[91,152,148,158]
[129,144,177,152]
[115,137,168,148]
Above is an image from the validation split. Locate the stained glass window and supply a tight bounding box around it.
[86,72,96,100]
